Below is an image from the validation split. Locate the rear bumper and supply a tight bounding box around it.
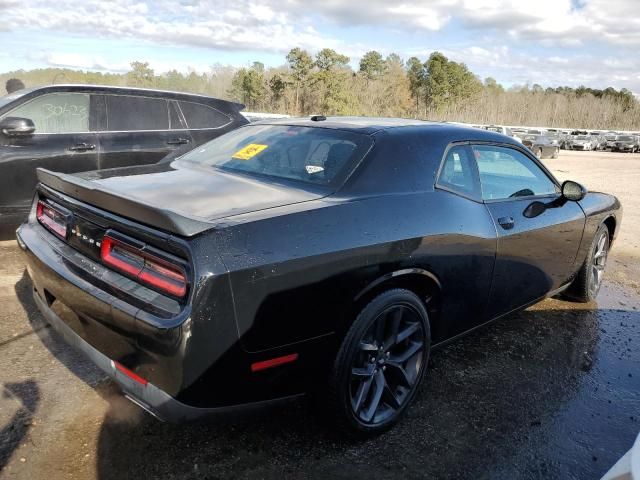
[18,221,304,422]
[32,288,300,422]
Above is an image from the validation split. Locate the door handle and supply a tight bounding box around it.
[167,138,190,145]
[68,143,96,152]
[497,216,515,230]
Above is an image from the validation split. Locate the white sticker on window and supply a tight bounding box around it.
[305,165,324,174]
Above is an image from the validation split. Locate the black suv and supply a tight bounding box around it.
[0,84,247,230]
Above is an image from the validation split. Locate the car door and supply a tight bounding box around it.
[0,91,99,222]
[471,143,586,319]
[433,144,497,339]
[97,94,194,169]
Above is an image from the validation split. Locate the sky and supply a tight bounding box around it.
[1,0,639,92]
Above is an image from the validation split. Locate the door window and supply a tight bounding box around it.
[437,145,480,199]
[472,145,558,200]
[178,101,230,129]
[106,95,169,131]
[2,93,90,133]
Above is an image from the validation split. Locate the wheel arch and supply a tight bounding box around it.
[603,215,617,244]
[347,268,442,339]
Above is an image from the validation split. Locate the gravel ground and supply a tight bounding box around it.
[0,149,639,480]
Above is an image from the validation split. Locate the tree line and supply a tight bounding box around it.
[2,49,639,130]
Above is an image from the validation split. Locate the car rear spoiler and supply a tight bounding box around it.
[36,168,214,237]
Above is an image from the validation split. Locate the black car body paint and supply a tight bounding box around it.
[17,118,622,421]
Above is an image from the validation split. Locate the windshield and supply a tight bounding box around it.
[618,136,634,141]
[606,136,618,140]
[179,125,373,187]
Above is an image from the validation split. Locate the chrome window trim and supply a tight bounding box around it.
[28,126,231,136]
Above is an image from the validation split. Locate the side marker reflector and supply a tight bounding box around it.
[113,361,148,386]
[251,353,299,372]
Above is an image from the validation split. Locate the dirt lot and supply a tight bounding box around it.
[1,150,639,480]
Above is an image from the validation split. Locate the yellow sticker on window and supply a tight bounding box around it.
[231,143,268,160]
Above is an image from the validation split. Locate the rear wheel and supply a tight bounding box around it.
[565,224,609,302]
[328,289,430,436]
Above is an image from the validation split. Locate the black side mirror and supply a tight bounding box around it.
[562,180,587,202]
[0,117,35,136]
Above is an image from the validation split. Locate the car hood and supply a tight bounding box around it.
[71,161,328,222]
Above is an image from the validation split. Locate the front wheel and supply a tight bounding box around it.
[552,148,559,159]
[535,148,542,158]
[565,224,610,302]
[328,289,430,436]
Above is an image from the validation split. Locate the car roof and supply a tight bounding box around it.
[250,116,511,138]
[13,84,244,108]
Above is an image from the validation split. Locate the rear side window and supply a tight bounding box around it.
[2,93,90,133]
[179,125,372,187]
[437,145,480,199]
[473,145,558,200]
[179,101,230,129]
[169,101,187,130]
[106,96,169,131]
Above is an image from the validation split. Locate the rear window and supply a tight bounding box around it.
[179,125,373,187]
[179,101,230,129]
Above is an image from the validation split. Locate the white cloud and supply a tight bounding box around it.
[2,0,640,92]
[3,1,639,51]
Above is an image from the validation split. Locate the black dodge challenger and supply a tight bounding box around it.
[17,117,621,435]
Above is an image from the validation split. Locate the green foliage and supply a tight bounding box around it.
[312,49,352,114]
[484,77,504,94]
[229,64,267,110]
[127,61,154,87]
[285,47,314,114]
[406,57,426,115]
[423,52,482,112]
[315,49,349,71]
[359,51,386,81]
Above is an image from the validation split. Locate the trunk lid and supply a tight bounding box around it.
[37,161,328,237]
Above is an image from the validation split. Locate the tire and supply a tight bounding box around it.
[565,224,610,302]
[552,148,559,159]
[328,289,431,436]
[535,148,542,158]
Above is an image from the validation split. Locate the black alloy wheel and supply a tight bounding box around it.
[565,224,610,303]
[329,289,430,435]
[588,228,609,298]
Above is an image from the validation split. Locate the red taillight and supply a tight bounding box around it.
[251,353,299,372]
[36,200,68,239]
[101,235,188,298]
